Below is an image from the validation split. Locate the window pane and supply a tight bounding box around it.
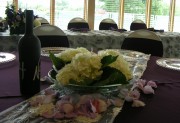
[150,0,170,31]
[0,0,13,18]
[123,0,146,30]
[18,0,50,23]
[55,0,84,30]
[94,0,120,30]
[174,0,180,32]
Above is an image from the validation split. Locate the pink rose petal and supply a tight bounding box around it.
[125,95,133,102]
[136,79,146,86]
[132,100,145,107]
[129,89,140,100]
[147,80,157,88]
[143,85,155,94]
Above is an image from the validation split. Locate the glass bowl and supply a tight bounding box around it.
[48,69,126,96]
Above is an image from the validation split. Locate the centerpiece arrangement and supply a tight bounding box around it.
[27,47,157,122]
[49,47,132,94]
[5,4,40,35]
[5,4,25,35]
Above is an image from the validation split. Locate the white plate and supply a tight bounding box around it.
[41,47,71,56]
[0,52,16,64]
[156,58,180,71]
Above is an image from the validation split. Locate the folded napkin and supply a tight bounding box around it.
[110,27,127,32]
[69,28,90,32]
[147,28,164,33]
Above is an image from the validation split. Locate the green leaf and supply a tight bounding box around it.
[93,66,129,86]
[50,69,57,79]
[101,55,118,68]
[49,51,65,70]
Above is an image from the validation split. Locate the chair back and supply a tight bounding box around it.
[33,25,69,48]
[36,17,49,25]
[121,30,163,57]
[67,17,89,29]
[130,19,147,31]
[99,18,118,30]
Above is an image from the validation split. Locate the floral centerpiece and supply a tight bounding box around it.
[5,4,25,35]
[49,47,132,93]
[28,48,158,121]
[5,4,40,35]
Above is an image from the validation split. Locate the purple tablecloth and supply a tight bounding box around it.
[0,52,52,112]
[0,54,180,123]
[114,56,180,123]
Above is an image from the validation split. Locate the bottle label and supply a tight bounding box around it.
[20,62,25,80]
[20,60,40,81]
[33,62,40,80]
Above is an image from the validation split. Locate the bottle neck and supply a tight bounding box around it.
[25,10,34,34]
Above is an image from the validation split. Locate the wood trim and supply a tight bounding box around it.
[146,0,151,28]
[87,0,95,30]
[50,0,55,25]
[119,0,124,29]
[13,0,18,11]
[84,0,88,20]
[169,0,175,32]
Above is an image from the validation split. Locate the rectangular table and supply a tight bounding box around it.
[1,30,180,58]
[0,52,180,123]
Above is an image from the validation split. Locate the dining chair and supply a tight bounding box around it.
[33,25,69,47]
[99,18,118,30]
[67,17,89,30]
[130,19,147,31]
[36,17,50,25]
[121,29,163,57]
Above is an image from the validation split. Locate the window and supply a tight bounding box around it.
[18,0,50,23]
[3,0,180,32]
[150,0,170,31]
[94,0,120,30]
[0,0,13,18]
[55,0,84,30]
[174,0,180,32]
[123,0,146,30]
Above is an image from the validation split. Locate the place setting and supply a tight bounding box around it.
[0,52,16,69]
[41,47,72,57]
[156,58,180,71]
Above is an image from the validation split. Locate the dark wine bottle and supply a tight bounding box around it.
[18,10,41,97]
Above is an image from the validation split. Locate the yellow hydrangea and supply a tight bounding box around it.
[56,52,103,85]
[98,49,132,80]
[56,64,80,85]
[72,53,103,80]
[56,47,90,62]
[55,48,132,86]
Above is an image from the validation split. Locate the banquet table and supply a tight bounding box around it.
[1,30,180,58]
[0,51,180,123]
